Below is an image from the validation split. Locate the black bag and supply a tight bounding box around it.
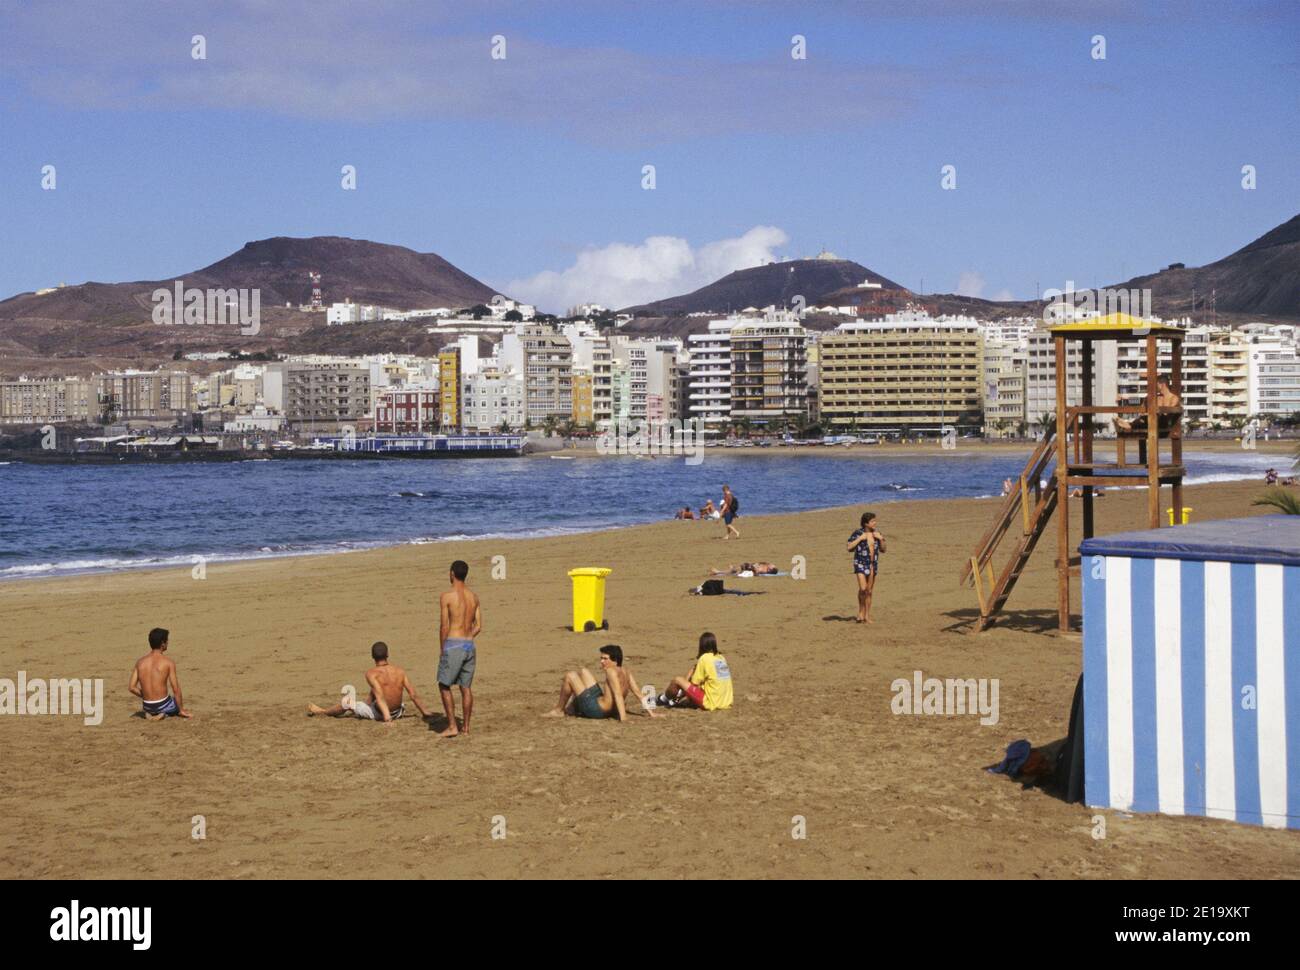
[701,579,725,596]
[729,495,740,515]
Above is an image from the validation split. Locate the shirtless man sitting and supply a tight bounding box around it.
[1116,376,1181,432]
[438,559,482,738]
[128,627,191,720]
[541,644,659,721]
[307,641,431,726]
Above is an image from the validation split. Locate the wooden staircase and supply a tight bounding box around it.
[961,427,1058,631]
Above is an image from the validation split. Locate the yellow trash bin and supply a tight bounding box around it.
[568,567,612,632]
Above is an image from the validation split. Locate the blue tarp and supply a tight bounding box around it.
[1080,515,1300,567]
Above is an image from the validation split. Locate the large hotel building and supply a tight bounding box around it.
[819,312,984,433]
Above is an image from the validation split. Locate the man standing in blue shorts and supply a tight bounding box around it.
[438,560,482,737]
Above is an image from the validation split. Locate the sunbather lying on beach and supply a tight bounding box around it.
[700,499,718,519]
[657,632,733,711]
[708,561,778,576]
[128,627,191,720]
[541,644,658,721]
[308,641,432,726]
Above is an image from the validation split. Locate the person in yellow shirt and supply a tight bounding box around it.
[657,632,733,711]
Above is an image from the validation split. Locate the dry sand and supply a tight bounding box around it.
[1,477,1297,879]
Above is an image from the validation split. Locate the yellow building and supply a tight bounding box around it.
[819,313,984,434]
[439,347,461,430]
[571,370,594,426]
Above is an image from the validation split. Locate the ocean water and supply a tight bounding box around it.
[0,449,1280,579]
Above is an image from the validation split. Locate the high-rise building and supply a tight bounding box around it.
[97,371,194,423]
[439,346,462,430]
[686,319,737,428]
[277,361,371,430]
[1248,338,1300,421]
[571,370,594,426]
[1208,330,1251,426]
[0,377,96,425]
[498,325,573,425]
[727,316,808,425]
[819,312,983,433]
[982,340,1027,436]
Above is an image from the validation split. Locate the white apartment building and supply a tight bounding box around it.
[461,368,526,432]
[609,337,650,424]
[563,323,613,427]
[1113,326,1211,428]
[326,301,397,325]
[1249,339,1300,421]
[982,339,1027,435]
[498,325,573,424]
[1208,330,1251,425]
[687,319,738,427]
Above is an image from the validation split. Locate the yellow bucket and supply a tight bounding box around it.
[1166,506,1193,526]
[568,567,612,632]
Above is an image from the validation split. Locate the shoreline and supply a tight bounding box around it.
[2,476,1295,880]
[2,459,1292,584]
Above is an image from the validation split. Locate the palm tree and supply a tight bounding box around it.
[1253,489,1300,515]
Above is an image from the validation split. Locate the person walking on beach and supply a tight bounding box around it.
[847,511,886,624]
[307,641,432,725]
[128,627,191,720]
[657,632,734,711]
[541,644,658,721]
[438,560,481,738]
[720,484,740,540]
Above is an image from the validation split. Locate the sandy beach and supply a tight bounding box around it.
[1,476,1297,879]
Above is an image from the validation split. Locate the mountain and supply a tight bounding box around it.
[0,237,503,372]
[621,257,906,317]
[621,214,1300,330]
[1100,213,1300,319]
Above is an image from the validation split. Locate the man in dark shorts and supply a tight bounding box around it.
[128,627,191,720]
[541,644,658,721]
[721,484,740,540]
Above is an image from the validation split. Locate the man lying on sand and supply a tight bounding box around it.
[128,627,191,720]
[541,644,659,721]
[437,559,482,738]
[657,632,733,711]
[308,641,431,726]
[709,561,777,577]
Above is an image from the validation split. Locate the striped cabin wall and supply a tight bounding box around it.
[1082,554,1300,829]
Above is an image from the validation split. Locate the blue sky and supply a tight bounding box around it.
[1,0,1296,312]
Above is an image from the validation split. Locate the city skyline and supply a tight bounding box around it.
[2,0,1297,313]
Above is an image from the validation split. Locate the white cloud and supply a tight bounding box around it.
[956,271,986,298]
[506,226,789,313]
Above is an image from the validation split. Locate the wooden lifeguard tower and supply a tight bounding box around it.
[963,313,1186,632]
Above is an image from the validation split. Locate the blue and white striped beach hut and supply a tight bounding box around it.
[1079,516,1300,830]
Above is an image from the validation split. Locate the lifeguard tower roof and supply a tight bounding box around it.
[1049,311,1184,339]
